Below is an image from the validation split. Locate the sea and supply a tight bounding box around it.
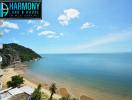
[25,53,132,100]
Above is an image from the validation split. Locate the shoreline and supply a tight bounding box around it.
[17,67,81,99]
[24,69,130,100]
[1,64,131,100]
[1,65,93,100]
[1,66,61,100]
[22,68,131,100]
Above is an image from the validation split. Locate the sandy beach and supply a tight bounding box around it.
[1,64,130,100]
[0,64,95,100]
[0,66,61,100]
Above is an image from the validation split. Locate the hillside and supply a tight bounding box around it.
[0,43,41,68]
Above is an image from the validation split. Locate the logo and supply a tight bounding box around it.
[0,3,9,17]
[0,0,42,19]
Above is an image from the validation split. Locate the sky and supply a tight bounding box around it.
[0,0,132,54]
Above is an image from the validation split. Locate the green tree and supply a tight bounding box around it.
[31,84,43,100]
[72,98,76,100]
[59,97,77,100]
[7,75,24,88]
[59,97,67,100]
[49,83,57,100]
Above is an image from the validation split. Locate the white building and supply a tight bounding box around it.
[0,56,2,69]
[0,86,34,100]
[0,44,2,49]
[0,44,2,67]
[0,57,1,62]
[0,56,3,90]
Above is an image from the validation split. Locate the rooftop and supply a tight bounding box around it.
[0,86,34,100]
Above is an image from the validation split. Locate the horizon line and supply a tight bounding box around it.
[38,52,132,55]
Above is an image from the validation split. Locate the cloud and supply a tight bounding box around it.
[40,20,50,27]
[0,29,10,37]
[28,20,50,27]
[28,29,33,33]
[80,22,95,30]
[53,29,132,53]
[0,31,3,37]
[38,31,63,38]
[72,30,132,51]
[1,21,19,29]
[58,8,80,26]
[27,20,33,24]
[29,20,50,31]
[36,26,43,30]
[4,29,10,33]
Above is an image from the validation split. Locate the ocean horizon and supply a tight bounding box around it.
[25,53,132,100]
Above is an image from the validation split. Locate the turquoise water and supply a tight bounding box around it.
[26,53,132,98]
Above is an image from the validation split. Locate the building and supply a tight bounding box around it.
[0,44,2,49]
[0,56,3,90]
[0,56,2,64]
[0,86,34,100]
[0,56,2,72]
[0,44,2,68]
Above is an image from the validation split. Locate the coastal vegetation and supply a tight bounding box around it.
[31,83,77,100]
[0,43,80,100]
[7,75,24,88]
[59,96,77,100]
[31,83,59,100]
[0,43,41,68]
[31,84,43,100]
[49,83,57,100]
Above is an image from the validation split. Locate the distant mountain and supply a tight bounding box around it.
[0,43,41,68]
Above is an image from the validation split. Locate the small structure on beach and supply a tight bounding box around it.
[0,56,2,69]
[19,86,34,95]
[0,56,2,63]
[0,86,34,100]
[0,56,3,90]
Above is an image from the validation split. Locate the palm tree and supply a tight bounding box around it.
[49,83,57,100]
[66,94,70,100]
[31,84,42,100]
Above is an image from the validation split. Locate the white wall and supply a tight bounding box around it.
[0,56,2,62]
[0,44,3,49]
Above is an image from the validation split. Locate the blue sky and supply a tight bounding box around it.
[0,0,132,53]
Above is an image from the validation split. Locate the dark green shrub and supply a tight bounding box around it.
[7,75,24,88]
